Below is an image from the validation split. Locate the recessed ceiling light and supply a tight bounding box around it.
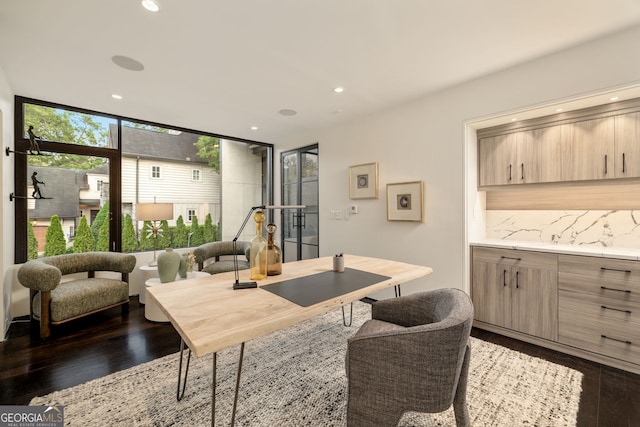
[333,86,344,93]
[141,0,160,12]
[251,126,258,130]
[610,96,619,101]
[112,94,123,100]
[555,108,563,112]
[511,118,518,122]
[111,55,144,71]
[279,109,297,116]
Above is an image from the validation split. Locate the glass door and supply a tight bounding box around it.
[281,144,318,262]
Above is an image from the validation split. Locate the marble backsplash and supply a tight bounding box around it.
[486,210,640,249]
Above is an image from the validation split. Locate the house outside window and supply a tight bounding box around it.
[14,97,274,263]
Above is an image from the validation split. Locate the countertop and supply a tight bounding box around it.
[470,239,640,261]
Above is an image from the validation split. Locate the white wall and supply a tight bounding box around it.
[0,64,15,337]
[277,24,640,299]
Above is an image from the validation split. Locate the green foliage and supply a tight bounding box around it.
[203,214,217,243]
[27,221,39,260]
[157,220,171,249]
[96,219,110,251]
[194,136,220,174]
[24,104,108,169]
[73,215,95,253]
[172,215,189,248]
[121,214,138,253]
[139,221,156,251]
[91,201,110,242]
[190,216,204,247]
[44,215,67,256]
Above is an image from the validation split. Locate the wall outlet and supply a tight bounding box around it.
[350,205,358,214]
[335,210,344,220]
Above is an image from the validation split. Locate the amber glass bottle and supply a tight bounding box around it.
[249,210,268,280]
[266,223,282,276]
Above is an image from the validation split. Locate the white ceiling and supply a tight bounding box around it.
[1,0,640,144]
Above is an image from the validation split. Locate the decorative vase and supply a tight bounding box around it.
[178,253,188,279]
[157,248,181,283]
[266,223,282,276]
[249,210,268,280]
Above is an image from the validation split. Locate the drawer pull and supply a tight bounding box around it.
[600,286,632,294]
[516,271,519,289]
[501,256,522,261]
[600,267,632,273]
[503,269,507,287]
[600,305,632,314]
[601,335,632,345]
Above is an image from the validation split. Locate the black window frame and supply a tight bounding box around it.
[13,96,274,263]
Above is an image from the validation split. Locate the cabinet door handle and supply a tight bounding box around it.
[604,155,608,175]
[516,271,519,289]
[521,163,524,180]
[600,286,632,294]
[500,256,522,261]
[622,153,626,173]
[601,335,632,345]
[601,305,632,314]
[600,267,632,273]
[508,164,512,181]
[503,269,507,286]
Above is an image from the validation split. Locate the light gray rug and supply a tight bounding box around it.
[31,302,583,426]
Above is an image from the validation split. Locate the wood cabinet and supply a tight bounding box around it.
[559,117,614,182]
[559,254,640,365]
[478,109,640,188]
[614,112,640,178]
[472,247,558,341]
[478,126,563,187]
[472,245,640,374]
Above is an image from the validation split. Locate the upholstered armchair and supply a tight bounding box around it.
[346,288,474,427]
[193,240,250,275]
[18,252,137,339]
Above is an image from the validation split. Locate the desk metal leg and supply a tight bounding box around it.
[230,342,245,426]
[394,284,402,297]
[212,352,217,426]
[342,302,353,326]
[177,339,192,401]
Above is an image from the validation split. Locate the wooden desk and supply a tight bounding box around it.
[147,254,432,425]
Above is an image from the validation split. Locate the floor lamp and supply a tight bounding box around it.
[233,205,305,290]
[136,202,174,266]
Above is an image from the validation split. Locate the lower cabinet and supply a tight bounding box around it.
[558,254,640,365]
[472,245,640,374]
[471,247,558,341]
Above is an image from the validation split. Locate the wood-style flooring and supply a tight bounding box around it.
[1,296,639,426]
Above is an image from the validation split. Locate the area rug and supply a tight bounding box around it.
[31,302,583,426]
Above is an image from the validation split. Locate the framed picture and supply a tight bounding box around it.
[386,181,424,222]
[349,162,378,199]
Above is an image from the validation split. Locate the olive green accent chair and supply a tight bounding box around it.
[18,252,137,339]
[193,240,250,275]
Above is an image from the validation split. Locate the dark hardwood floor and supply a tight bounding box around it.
[1,297,639,426]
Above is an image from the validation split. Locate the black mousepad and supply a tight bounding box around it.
[261,267,391,307]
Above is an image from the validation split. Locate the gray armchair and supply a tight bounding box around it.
[346,288,474,427]
[18,252,137,339]
[193,240,250,275]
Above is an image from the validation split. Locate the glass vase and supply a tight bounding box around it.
[266,223,282,275]
[249,210,268,280]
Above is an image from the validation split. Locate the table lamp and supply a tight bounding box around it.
[136,202,174,266]
[233,205,305,290]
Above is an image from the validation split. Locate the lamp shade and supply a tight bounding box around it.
[136,203,174,221]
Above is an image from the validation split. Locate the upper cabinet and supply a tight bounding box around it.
[478,103,640,188]
[615,112,640,178]
[559,116,614,182]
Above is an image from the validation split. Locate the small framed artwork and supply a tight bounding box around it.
[387,181,424,222]
[349,162,378,199]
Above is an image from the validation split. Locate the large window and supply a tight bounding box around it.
[14,97,273,263]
